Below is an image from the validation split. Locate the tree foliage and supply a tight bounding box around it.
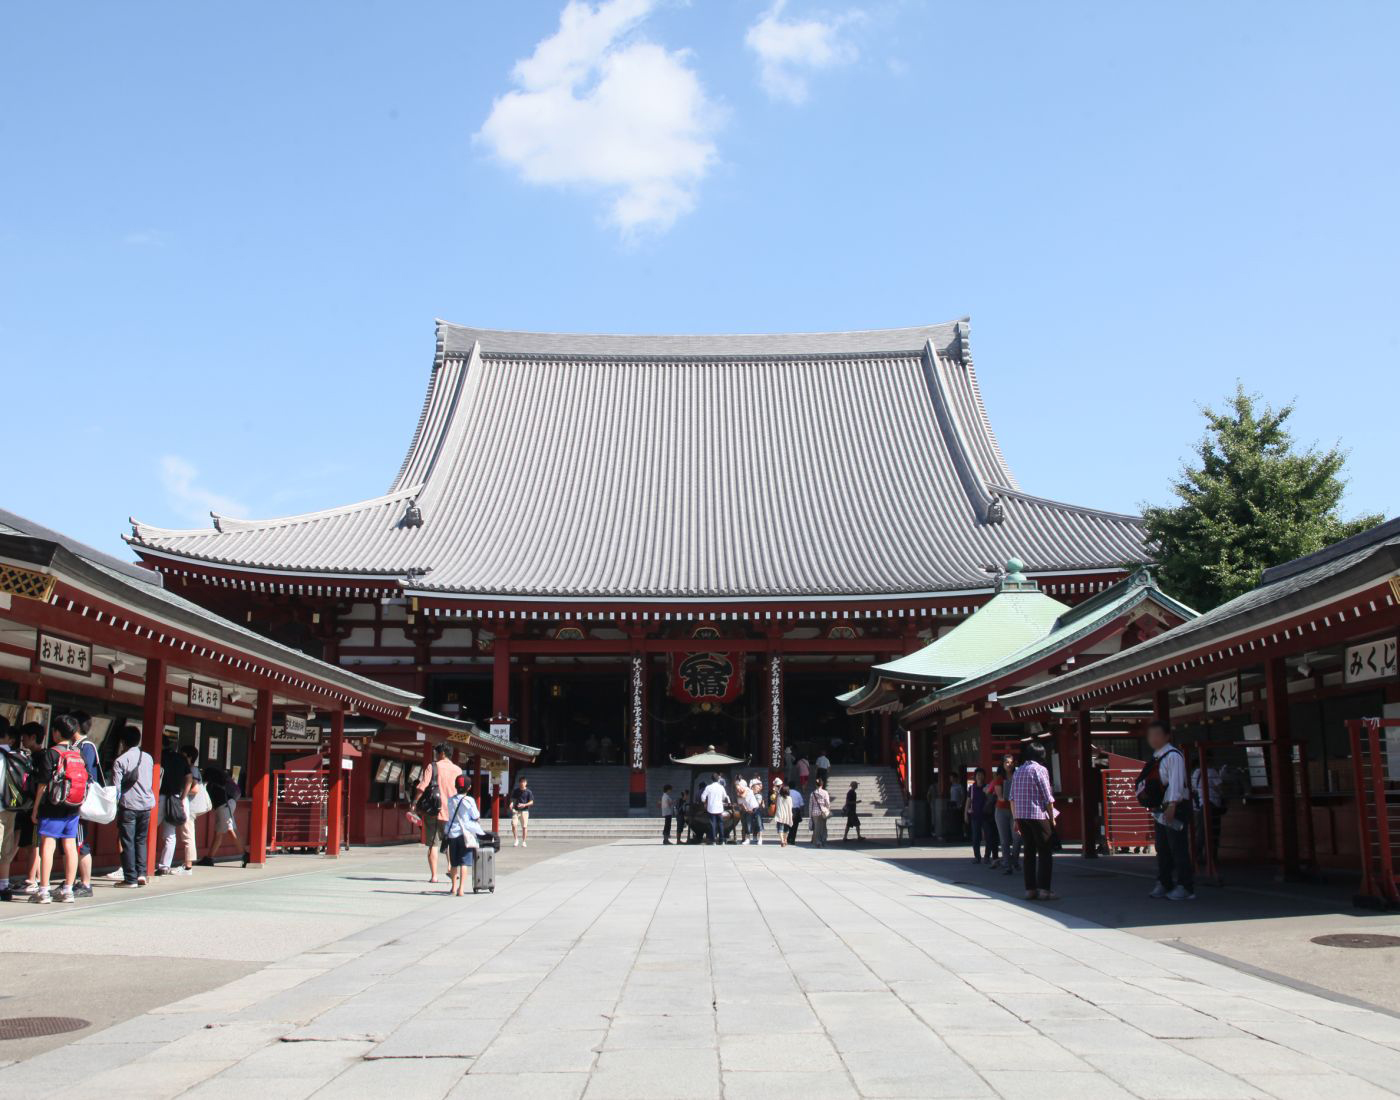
[1143,385,1381,611]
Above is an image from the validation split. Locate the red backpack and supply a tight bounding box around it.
[45,746,88,809]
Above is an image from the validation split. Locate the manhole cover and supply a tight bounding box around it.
[1310,934,1400,949]
[0,1016,90,1040]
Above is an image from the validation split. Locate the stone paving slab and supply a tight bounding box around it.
[4,840,1400,1098]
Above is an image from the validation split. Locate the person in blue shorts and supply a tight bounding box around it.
[31,714,83,904]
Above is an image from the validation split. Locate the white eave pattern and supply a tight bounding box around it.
[129,320,1148,600]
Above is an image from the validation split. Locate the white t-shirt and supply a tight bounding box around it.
[815,755,830,769]
[702,782,728,814]
[661,792,674,815]
[739,786,759,812]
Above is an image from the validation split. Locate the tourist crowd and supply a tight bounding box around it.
[0,712,243,904]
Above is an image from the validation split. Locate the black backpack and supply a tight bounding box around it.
[1135,747,1185,812]
[0,749,34,812]
[414,764,441,817]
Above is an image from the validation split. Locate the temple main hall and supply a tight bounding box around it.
[128,319,1148,812]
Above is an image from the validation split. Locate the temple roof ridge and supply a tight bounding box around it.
[435,317,970,361]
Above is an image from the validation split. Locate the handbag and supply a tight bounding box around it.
[162,793,188,825]
[188,786,213,817]
[80,782,118,824]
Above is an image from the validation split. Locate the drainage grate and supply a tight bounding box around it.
[1310,934,1400,950]
[0,1017,90,1040]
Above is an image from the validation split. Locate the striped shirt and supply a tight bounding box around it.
[1008,760,1054,820]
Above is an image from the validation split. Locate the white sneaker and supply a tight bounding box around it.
[103,869,124,881]
[522,841,527,848]
[1166,885,1195,901]
[513,838,520,847]
[1148,883,1168,899]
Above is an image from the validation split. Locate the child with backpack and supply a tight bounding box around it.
[30,714,87,904]
[0,718,34,902]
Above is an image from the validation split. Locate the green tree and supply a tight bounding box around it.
[1143,385,1381,611]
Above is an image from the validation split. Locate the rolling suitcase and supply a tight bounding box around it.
[472,845,496,893]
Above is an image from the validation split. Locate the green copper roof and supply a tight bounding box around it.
[898,569,1197,723]
[871,587,1070,687]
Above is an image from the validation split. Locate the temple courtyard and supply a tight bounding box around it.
[1,841,1399,1099]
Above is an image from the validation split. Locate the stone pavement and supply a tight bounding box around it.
[2,840,1399,1099]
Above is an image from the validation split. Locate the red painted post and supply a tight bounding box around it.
[491,782,500,834]
[246,689,273,867]
[141,657,167,878]
[326,708,345,858]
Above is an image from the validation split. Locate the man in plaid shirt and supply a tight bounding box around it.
[1008,742,1059,901]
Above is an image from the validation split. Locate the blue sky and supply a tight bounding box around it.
[2,1,1395,557]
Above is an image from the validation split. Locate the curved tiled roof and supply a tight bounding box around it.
[130,320,1148,600]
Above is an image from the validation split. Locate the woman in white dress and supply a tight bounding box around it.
[771,779,793,849]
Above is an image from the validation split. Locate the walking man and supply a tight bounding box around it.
[1142,719,1194,901]
[787,784,805,845]
[814,751,830,786]
[701,772,728,845]
[413,744,462,883]
[748,778,765,845]
[809,777,831,847]
[110,726,154,887]
[842,781,863,842]
[509,774,534,847]
[1009,742,1058,902]
[660,783,675,844]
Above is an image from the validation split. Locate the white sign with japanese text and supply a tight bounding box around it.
[1205,676,1240,713]
[187,680,222,711]
[1345,636,1397,685]
[37,633,92,675]
[489,721,512,743]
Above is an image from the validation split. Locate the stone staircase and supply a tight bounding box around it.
[510,766,655,839]
[823,765,907,842]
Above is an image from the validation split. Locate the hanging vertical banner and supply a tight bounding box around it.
[768,653,783,771]
[630,653,646,771]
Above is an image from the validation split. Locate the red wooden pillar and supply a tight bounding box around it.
[628,652,647,811]
[766,651,784,785]
[1077,709,1097,859]
[326,708,345,858]
[141,657,167,877]
[247,688,273,867]
[1153,689,1171,721]
[1264,657,1301,879]
[977,708,994,775]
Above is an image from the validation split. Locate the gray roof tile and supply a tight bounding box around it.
[130,320,1148,599]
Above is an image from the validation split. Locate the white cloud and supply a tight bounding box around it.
[477,0,721,235]
[159,455,248,525]
[745,1,862,105]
